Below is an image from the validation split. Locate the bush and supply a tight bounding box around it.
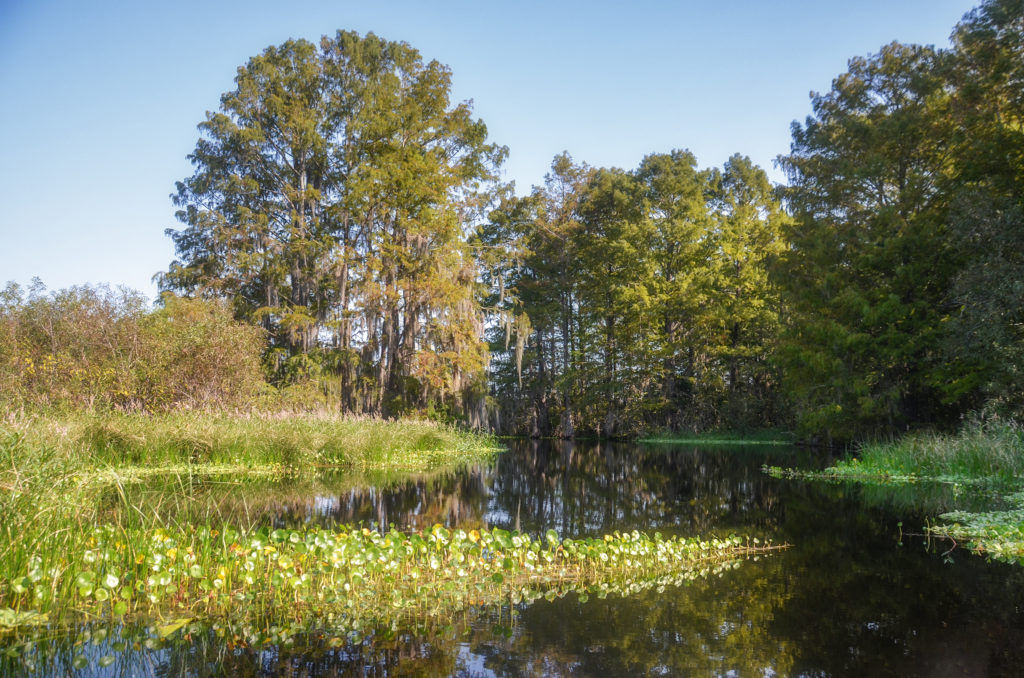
[138,294,265,409]
[0,282,266,411]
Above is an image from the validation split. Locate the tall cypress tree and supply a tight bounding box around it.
[776,43,959,440]
[162,32,506,416]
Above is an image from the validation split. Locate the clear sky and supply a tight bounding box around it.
[0,0,978,302]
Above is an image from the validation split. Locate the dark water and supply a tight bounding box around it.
[8,440,1024,677]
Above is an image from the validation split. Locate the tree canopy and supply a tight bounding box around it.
[145,2,1024,441]
[161,31,506,417]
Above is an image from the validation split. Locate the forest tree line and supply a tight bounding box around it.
[489,0,1023,441]
[3,0,1020,443]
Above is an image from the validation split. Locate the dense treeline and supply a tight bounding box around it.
[477,0,1022,439]
[776,0,1024,441]
[7,1,1019,442]
[479,152,786,437]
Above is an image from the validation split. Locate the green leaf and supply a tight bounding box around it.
[157,617,192,639]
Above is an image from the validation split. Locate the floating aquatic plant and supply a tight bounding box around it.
[0,522,781,638]
[764,422,1024,565]
[927,491,1024,564]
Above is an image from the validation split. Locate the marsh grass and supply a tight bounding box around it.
[640,430,794,445]
[764,421,1024,484]
[766,421,1024,564]
[11,411,499,471]
[852,421,1024,480]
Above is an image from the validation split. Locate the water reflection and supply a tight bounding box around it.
[258,440,810,540]
[7,440,1024,677]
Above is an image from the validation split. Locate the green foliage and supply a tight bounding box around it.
[161,31,506,421]
[8,411,499,472]
[0,510,778,637]
[775,1,1024,440]
[934,491,1024,564]
[0,282,264,412]
[139,294,265,408]
[0,413,502,638]
[481,151,787,437]
[848,420,1024,480]
[775,42,959,441]
[939,0,1024,419]
[768,419,1024,563]
[641,430,794,445]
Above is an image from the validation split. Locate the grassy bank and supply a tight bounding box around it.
[640,429,794,445]
[840,421,1024,480]
[765,421,1024,563]
[7,411,501,474]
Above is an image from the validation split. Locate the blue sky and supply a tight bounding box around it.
[0,0,978,301]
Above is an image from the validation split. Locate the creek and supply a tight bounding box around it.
[8,440,1024,676]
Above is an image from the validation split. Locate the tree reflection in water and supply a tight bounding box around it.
[10,440,1024,677]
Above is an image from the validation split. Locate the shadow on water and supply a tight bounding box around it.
[6,439,1024,676]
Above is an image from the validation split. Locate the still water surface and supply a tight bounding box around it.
[12,440,1024,676]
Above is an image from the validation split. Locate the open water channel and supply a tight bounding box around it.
[8,440,1024,676]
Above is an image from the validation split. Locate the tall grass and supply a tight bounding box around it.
[8,411,499,474]
[766,420,1024,565]
[853,421,1024,480]
[0,412,500,628]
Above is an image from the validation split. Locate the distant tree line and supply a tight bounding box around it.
[479,151,786,437]
[7,1,1017,441]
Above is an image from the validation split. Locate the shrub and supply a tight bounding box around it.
[0,282,266,411]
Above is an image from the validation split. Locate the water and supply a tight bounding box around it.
[8,440,1024,676]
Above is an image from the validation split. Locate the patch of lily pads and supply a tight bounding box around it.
[928,491,1024,564]
[1,522,781,641]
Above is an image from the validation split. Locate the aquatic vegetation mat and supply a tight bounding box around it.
[0,523,782,640]
[928,491,1024,565]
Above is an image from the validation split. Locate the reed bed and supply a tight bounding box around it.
[854,421,1024,479]
[9,411,500,472]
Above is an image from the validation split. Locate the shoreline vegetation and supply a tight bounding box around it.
[639,430,794,445]
[765,421,1024,564]
[0,413,784,663]
[5,411,503,474]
